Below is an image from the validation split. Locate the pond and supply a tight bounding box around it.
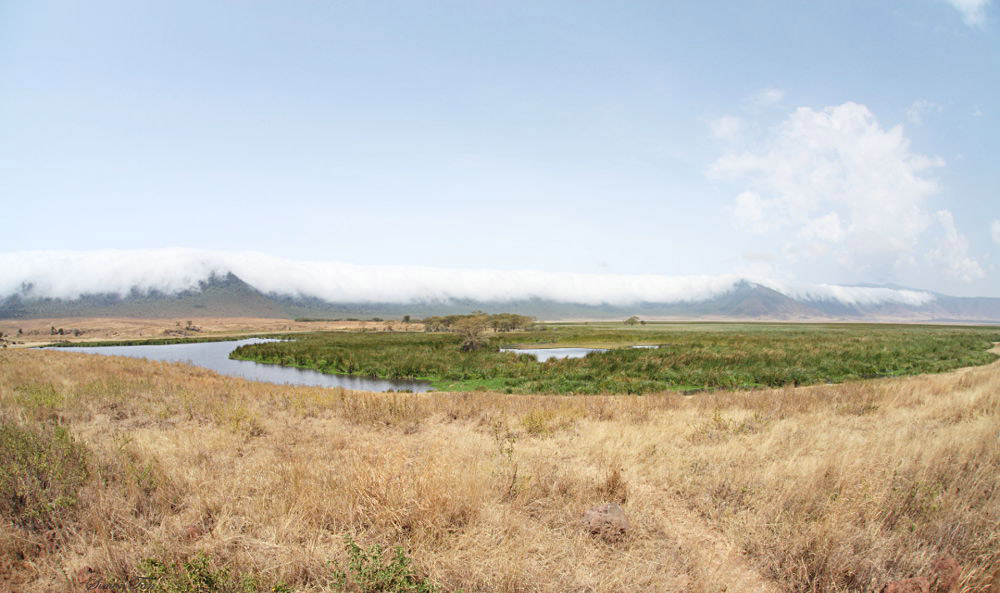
[501,344,662,361]
[48,338,433,392]
[500,347,608,362]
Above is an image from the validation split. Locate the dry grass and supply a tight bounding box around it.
[0,317,419,348]
[1,346,997,592]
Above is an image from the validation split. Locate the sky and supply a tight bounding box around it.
[1,0,998,299]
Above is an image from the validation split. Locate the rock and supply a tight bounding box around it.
[881,555,963,593]
[930,555,961,593]
[583,502,630,542]
[882,577,931,593]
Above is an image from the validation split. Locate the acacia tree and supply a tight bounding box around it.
[490,313,535,332]
[453,314,491,351]
[625,316,640,326]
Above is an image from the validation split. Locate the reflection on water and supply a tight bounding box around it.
[48,338,432,392]
[501,347,608,362]
[502,344,661,361]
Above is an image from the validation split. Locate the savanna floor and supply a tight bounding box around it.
[0,317,415,348]
[1,345,998,592]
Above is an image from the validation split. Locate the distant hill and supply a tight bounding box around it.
[0,273,287,319]
[2,273,999,323]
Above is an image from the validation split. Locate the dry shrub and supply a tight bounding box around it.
[336,391,433,429]
[595,467,629,505]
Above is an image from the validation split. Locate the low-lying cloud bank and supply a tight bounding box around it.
[0,249,936,307]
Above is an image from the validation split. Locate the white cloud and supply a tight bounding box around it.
[730,191,774,232]
[710,115,745,142]
[991,219,1000,244]
[749,87,785,108]
[757,280,935,306]
[0,248,936,307]
[944,0,991,27]
[905,100,941,125]
[799,212,845,242]
[709,101,945,279]
[928,211,985,282]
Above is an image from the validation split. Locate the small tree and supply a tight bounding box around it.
[453,314,490,352]
[625,316,640,326]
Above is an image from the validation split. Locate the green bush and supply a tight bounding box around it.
[332,537,450,593]
[137,554,291,593]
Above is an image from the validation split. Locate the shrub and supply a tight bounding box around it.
[138,553,292,593]
[332,537,449,593]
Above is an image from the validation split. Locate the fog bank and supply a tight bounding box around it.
[0,249,936,307]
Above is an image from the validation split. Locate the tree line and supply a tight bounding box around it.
[421,313,535,333]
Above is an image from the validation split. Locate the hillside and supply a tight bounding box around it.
[0,273,287,319]
[2,273,999,323]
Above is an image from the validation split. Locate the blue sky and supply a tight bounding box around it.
[1,0,997,297]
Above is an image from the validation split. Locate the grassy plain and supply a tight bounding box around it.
[0,317,414,348]
[229,322,1000,393]
[1,335,998,592]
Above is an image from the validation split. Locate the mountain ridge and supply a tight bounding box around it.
[2,273,999,323]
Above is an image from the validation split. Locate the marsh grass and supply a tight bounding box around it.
[0,346,997,592]
[229,323,1000,393]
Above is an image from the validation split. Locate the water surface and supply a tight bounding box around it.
[501,347,608,362]
[50,338,432,392]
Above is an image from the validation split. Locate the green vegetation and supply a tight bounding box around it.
[229,322,1000,394]
[0,420,89,529]
[421,312,534,333]
[137,554,292,593]
[333,537,456,593]
[131,538,453,593]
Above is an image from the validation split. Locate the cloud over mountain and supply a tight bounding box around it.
[0,249,936,308]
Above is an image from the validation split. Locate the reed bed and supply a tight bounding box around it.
[229,323,1000,393]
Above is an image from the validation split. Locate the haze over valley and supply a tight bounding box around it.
[2,249,999,322]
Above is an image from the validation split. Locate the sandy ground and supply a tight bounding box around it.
[0,317,421,347]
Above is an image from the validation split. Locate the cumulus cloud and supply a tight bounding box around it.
[944,0,991,27]
[709,101,945,279]
[0,249,936,307]
[928,211,985,282]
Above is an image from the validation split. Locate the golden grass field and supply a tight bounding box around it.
[1,342,998,592]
